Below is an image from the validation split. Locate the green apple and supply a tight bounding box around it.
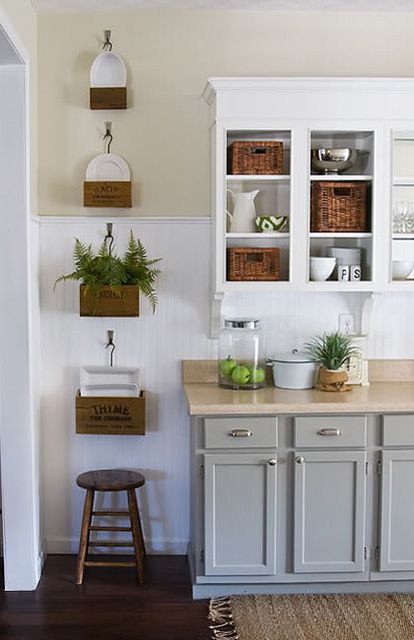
[219,357,237,377]
[231,365,251,385]
[250,367,266,384]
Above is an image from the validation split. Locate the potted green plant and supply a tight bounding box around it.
[304,331,356,392]
[55,231,161,317]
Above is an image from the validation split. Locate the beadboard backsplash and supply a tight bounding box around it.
[39,217,414,554]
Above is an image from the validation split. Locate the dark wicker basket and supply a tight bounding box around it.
[311,181,368,232]
[228,141,283,175]
[227,247,281,281]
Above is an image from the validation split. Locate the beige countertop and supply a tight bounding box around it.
[183,381,414,415]
[182,359,414,415]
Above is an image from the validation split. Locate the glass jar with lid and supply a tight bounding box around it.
[218,318,266,389]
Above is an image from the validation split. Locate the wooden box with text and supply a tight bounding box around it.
[79,285,139,317]
[84,181,132,208]
[76,391,146,435]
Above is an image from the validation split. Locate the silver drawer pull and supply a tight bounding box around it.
[296,456,305,464]
[229,429,253,438]
[268,459,276,466]
[317,428,342,436]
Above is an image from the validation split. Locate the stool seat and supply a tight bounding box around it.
[76,469,145,492]
[75,468,146,585]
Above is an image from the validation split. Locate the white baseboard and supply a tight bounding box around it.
[45,536,188,555]
[37,539,47,579]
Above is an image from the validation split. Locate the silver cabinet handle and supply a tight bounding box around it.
[268,459,276,466]
[317,428,342,436]
[295,456,305,464]
[229,429,253,438]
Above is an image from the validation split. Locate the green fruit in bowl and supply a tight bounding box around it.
[250,367,266,384]
[220,357,237,377]
[231,365,251,385]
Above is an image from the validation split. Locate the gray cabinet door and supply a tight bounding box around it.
[294,450,366,573]
[379,450,414,571]
[204,452,276,575]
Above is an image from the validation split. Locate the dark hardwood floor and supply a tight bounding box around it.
[0,555,210,640]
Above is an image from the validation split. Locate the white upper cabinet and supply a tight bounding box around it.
[203,78,414,297]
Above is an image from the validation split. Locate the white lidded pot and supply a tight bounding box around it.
[267,349,318,389]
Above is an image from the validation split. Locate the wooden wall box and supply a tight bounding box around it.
[76,391,145,435]
[80,284,139,317]
[83,181,132,208]
[90,87,127,110]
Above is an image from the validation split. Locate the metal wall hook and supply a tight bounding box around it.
[105,330,116,367]
[104,222,114,255]
[103,29,113,51]
[104,122,113,154]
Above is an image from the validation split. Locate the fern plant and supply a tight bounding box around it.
[304,331,356,371]
[55,231,161,313]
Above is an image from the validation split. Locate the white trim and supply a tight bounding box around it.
[33,215,211,225]
[204,77,414,102]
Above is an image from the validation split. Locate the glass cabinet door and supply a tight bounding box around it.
[391,133,414,283]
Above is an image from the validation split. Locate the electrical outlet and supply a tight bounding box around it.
[338,313,355,335]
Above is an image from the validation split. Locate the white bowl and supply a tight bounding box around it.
[310,257,336,281]
[392,261,414,280]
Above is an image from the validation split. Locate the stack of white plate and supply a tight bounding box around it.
[327,247,361,265]
[80,366,140,398]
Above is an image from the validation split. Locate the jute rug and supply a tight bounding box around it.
[209,593,414,639]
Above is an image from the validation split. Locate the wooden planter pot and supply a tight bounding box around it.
[79,284,139,317]
[316,366,350,392]
[76,391,145,435]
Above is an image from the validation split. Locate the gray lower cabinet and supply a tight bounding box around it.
[189,412,414,597]
[379,449,414,572]
[293,450,367,573]
[204,452,277,575]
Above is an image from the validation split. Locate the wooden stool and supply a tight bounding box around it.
[75,469,146,585]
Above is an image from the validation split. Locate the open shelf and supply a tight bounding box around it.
[227,174,290,182]
[393,177,414,186]
[310,175,372,182]
[310,232,372,239]
[226,232,289,239]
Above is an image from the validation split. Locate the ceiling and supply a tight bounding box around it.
[30,0,414,12]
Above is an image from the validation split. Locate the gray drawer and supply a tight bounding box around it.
[382,414,414,446]
[294,415,367,448]
[204,417,278,449]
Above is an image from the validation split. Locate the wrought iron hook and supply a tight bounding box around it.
[104,222,114,255]
[104,121,113,154]
[103,29,113,51]
[105,330,116,368]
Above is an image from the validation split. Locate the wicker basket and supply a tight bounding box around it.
[311,181,368,232]
[227,247,281,281]
[228,141,283,175]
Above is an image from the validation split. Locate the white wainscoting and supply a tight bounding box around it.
[39,217,414,555]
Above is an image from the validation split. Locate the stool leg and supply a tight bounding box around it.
[75,488,94,585]
[127,489,145,583]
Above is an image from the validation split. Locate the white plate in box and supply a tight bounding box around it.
[90,52,127,88]
[80,383,139,398]
[85,153,130,182]
[80,366,140,390]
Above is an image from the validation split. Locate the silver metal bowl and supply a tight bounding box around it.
[311,148,367,174]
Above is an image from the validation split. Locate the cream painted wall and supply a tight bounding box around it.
[38,9,414,217]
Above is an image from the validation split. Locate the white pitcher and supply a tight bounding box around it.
[226,189,259,233]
